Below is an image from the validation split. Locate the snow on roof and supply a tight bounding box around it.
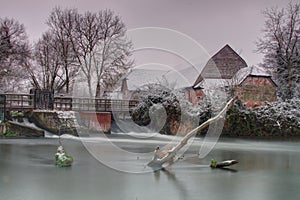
[194,66,274,89]
[234,66,272,84]
[117,65,274,93]
[194,78,232,89]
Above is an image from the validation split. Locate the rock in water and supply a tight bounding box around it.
[55,146,73,167]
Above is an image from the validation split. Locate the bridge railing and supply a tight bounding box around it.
[0,93,140,112]
[54,96,139,112]
[3,93,34,111]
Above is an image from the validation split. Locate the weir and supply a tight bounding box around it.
[78,112,112,134]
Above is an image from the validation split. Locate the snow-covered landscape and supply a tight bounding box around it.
[0,0,299,200]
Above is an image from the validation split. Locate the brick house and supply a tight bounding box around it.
[185,44,247,104]
[118,44,277,107]
[186,44,277,107]
[234,66,277,107]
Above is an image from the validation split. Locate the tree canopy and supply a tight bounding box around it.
[0,18,30,92]
[257,2,300,100]
[43,7,133,96]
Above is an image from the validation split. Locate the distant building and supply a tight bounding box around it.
[116,44,277,108]
[234,66,277,107]
[186,44,277,107]
[194,44,248,83]
[185,44,247,104]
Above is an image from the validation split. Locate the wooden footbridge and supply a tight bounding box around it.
[0,91,139,133]
[0,93,139,113]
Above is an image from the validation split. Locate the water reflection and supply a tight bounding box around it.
[154,168,189,200]
[214,167,238,173]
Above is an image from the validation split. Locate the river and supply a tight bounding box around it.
[0,134,300,200]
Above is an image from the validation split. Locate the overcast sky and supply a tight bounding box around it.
[1,0,290,68]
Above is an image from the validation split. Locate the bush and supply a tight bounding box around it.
[131,84,181,134]
[224,99,300,137]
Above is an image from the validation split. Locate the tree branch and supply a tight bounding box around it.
[147,98,235,170]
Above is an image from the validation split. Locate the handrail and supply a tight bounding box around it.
[0,93,139,112]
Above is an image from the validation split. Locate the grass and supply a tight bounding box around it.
[0,131,17,138]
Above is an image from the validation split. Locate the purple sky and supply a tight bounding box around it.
[1,0,289,67]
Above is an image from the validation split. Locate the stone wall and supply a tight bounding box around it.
[28,111,78,136]
[6,121,44,137]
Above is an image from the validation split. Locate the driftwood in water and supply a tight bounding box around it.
[210,159,238,168]
[147,98,235,171]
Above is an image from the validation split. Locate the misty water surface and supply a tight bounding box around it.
[0,135,300,200]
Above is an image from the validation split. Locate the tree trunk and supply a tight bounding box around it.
[95,81,101,97]
[65,65,70,94]
[147,98,235,171]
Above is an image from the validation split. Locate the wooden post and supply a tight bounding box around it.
[0,95,6,122]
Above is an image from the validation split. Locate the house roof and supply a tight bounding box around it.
[194,66,277,89]
[194,78,232,89]
[193,44,248,87]
[234,65,277,86]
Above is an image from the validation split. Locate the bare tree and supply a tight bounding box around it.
[0,17,31,92]
[72,10,103,97]
[45,7,79,94]
[47,7,133,97]
[94,10,133,97]
[32,31,65,92]
[257,2,300,100]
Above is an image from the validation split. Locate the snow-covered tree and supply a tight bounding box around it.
[257,2,300,100]
[131,84,181,134]
[131,83,217,135]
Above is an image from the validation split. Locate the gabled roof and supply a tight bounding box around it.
[194,66,277,89]
[194,78,232,89]
[234,66,277,86]
[193,44,248,86]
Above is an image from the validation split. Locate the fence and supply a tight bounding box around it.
[0,93,139,113]
[54,96,139,112]
[3,93,34,111]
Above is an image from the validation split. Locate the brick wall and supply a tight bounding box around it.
[236,76,276,107]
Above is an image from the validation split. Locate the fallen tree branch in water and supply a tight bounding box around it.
[147,98,235,171]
